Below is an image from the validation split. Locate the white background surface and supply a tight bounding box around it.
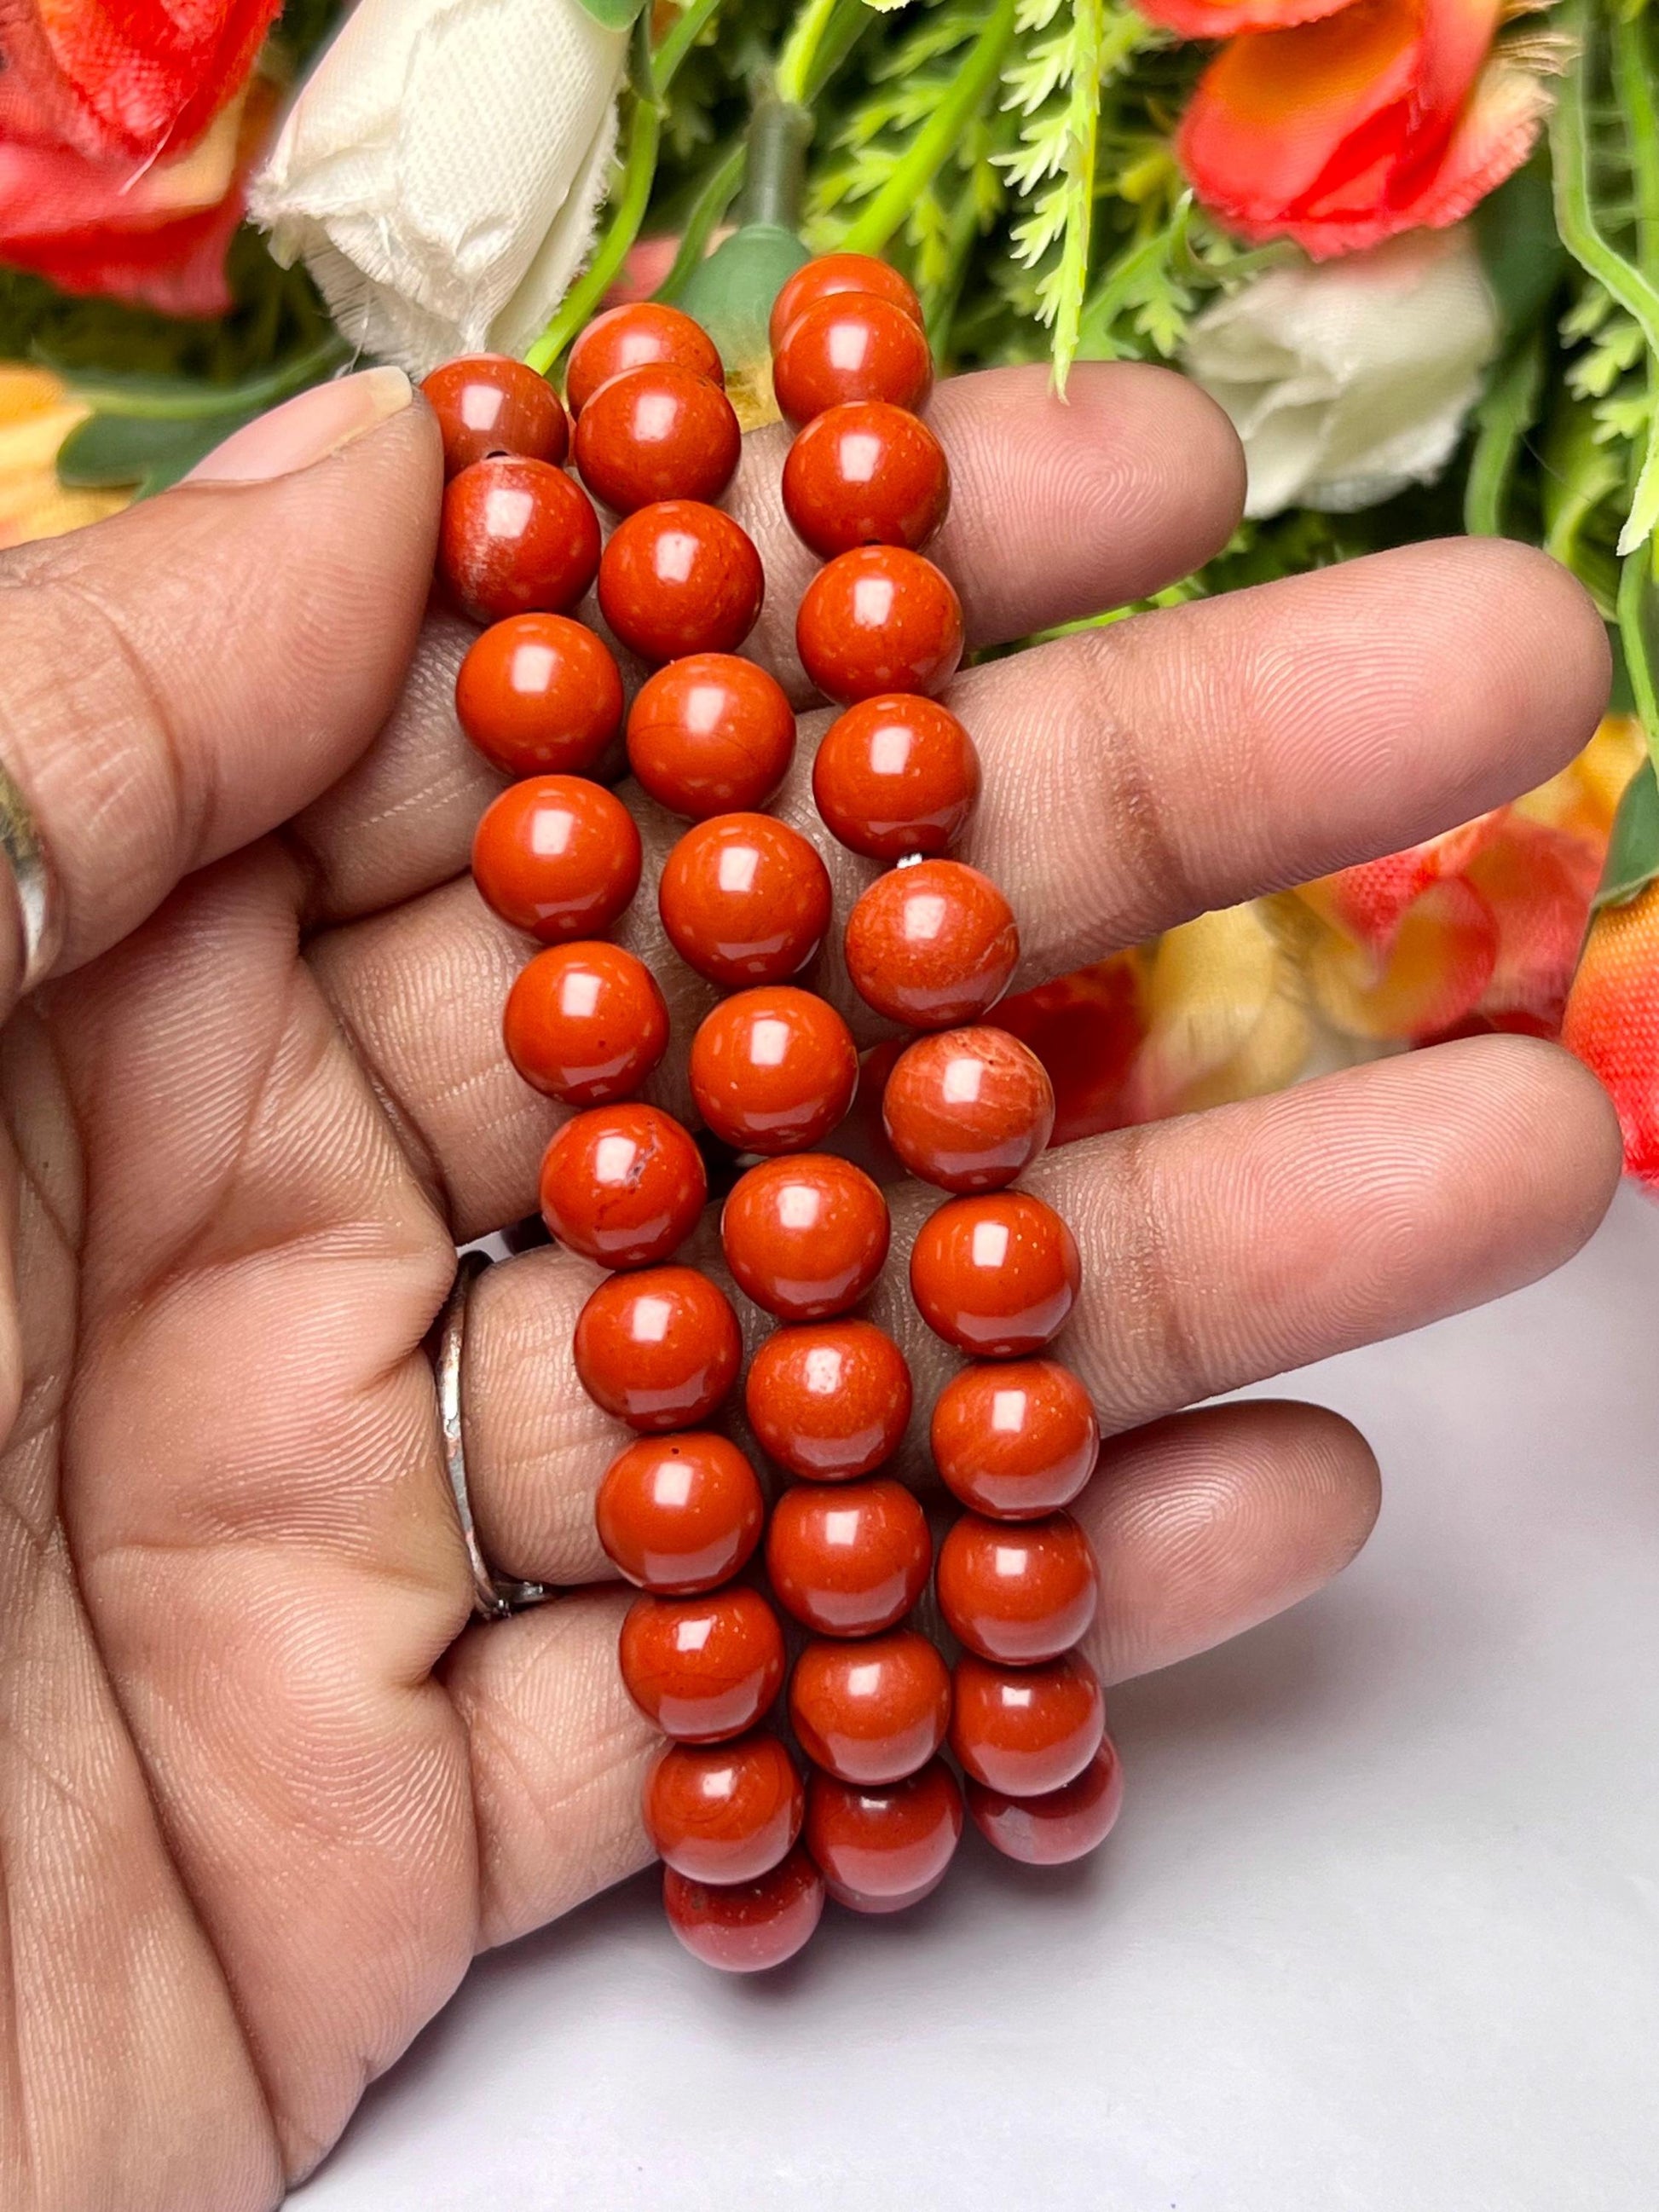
[303,1187,1659,2212]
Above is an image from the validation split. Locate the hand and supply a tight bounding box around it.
[0,361,1618,2209]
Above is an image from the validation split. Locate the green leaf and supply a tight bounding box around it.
[1475,156,1569,342]
[569,0,648,27]
[1594,757,1659,910]
[56,410,260,499]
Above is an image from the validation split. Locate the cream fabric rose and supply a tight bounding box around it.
[250,0,627,374]
[1182,227,1502,521]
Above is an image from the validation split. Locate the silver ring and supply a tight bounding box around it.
[0,754,63,996]
[437,1250,552,1621]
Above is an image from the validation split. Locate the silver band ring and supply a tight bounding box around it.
[437,1250,552,1621]
[0,754,64,997]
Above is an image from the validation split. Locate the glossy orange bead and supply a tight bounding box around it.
[789,1629,951,1786]
[422,354,568,477]
[783,401,950,558]
[796,545,962,704]
[909,1190,1081,1355]
[720,1153,889,1320]
[950,1649,1104,1795]
[595,1430,763,1591]
[566,300,725,416]
[644,1731,803,1884]
[455,613,623,778]
[745,1320,912,1481]
[438,455,601,624]
[935,1510,1099,1665]
[844,860,1018,1031]
[766,1476,930,1637]
[574,1267,743,1431]
[598,500,764,663]
[502,939,668,1105]
[812,693,980,860]
[930,1358,1098,1518]
[626,653,796,820]
[620,1588,785,1741]
[658,813,831,988]
[663,1843,824,1972]
[689,986,858,1154]
[772,292,934,426]
[768,253,924,354]
[538,1102,707,1268]
[471,773,641,943]
[575,363,742,512]
[966,1738,1124,1866]
[804,1759,962,1914]
[882,1025,1054,1191]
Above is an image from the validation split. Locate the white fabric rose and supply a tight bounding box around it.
[250,0,627,375]
[1182,227,1503,521]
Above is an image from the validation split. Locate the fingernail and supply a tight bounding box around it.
[185,366,413,485]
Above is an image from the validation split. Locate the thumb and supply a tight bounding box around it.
[0,366,438,1005]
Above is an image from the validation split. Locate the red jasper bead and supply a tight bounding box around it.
[745,1319,912,1481]
[768,252,923,354]
[909,1190,1080,1356]
[538,1102,707,1268]
[455,613,623,778]
[566,301,725,416]
[950,1649,1104,1795]
[796,546,962,703]
[663,1843,824,1973]
[882,1025,1055,1191]
[930,1358,1098,1518]
[658,813,831,988]
[438,455,601,624]
[620,1588,785,1741]
[966,1738,1124,1867]
[844,860,1018,1031]
[598,500,764,663]
[789,1629,951,1786]
[772,293,934,426]
[574,1267,743,1431]
[720,1153,889,1320]
[935,1510,1099,1666]
[812,693,980,860]
[502,940,668,1105]
[575,363,742,512]
[596,1430,763,1591]
[766,1476,930,1637]
[422,355,568,478]
[689,985,858,1154]
[783,401,950,558]
[804,1759,962,1915]
[471,773,641,944]
[645,1731,803,1884]
[626,653,796,819]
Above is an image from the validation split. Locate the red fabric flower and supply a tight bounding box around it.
[1564,884,1659,1189]
[1136,0,1350,39]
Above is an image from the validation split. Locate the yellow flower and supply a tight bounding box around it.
[0,367,129,550]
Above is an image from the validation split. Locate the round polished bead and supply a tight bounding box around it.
[935,1510,1099,1666]
[766,1476,930,1637]
[663,1843,824,1973]
[720,1153,889,1320]
[745,1320,912,1481]
[471,773,641,944]
[930,1358,1098,1518]
[566,301,725,416]
[575,363,742,512]
[644,1731,803,1884]
[772,293,934,426]
[596,1430,763,1590]
[455,613,623,778]
[909,1190,1080,1355]
[620,1589,786,1741]
[574,1267,743,1431]
[626,653,796,820]
[783,401,950,558]
[882,1025,1055,1191]
[812,693,980,860]
[950,1649,1104,1795]
[796,546,962,703]
[689,986,858,1154]
[658,813,831,988]
[502,940,668,1105]
[598,500,764,663]
[804,1759,962,1915]
[422,354,569,478]
[768,253,923,354]
[538,1103,707,1268]
[438,455,601,624]
[789,1629,951,1786]
[965,1738,1124,1867]
[844,860,1018,1031]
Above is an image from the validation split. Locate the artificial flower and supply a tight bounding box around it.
[0,364,126,546]
[1134,0,1350,37]
[1564,879,1659,1188]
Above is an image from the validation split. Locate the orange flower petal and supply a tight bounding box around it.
[1309,873,1498,1037]
[1132,0,1354,38]
[1297,812,1502,956]
[1564,882,1659,1188]
[1465,819,1598,1032]
[996,956,1146,1146]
